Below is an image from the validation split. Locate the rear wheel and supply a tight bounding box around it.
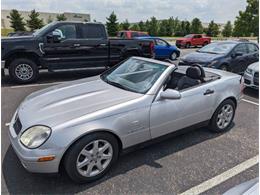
[208,99,235,132]
[185,43,191,48]
[64,132,119,183]
[220,64,229,71]
[170,51,178,60]
[9,58,39,84]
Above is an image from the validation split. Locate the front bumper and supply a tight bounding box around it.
[244,71,259,89]
[8,113,63,173]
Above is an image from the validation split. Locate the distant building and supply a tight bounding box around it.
[1,9,91,29]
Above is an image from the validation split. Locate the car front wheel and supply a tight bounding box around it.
[64,132,119,183]
[170,51,178,60]
[208,99,236,132]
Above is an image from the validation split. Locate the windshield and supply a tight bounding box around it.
[101,58,167,94]
[184,34,193,38]
[33,22,56,36]
[198,42,236,54]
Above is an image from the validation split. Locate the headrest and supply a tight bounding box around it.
[186,66,202,79]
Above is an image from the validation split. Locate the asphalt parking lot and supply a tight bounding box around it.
[1,48,259,194]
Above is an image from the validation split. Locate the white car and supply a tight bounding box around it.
[244,62,259,89]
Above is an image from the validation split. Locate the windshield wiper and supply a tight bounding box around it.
[106,79,129,91]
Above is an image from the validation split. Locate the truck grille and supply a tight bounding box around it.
[13,116,22,135]
[254,72,259,86]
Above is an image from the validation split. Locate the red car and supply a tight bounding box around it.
[176,34,211,48]
[117,30,149,39]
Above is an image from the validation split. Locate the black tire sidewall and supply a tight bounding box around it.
[64,132,119,183]
[209,99,236,133]
[9,58,39,84]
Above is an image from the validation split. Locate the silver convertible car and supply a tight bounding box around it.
[9,57,243,183]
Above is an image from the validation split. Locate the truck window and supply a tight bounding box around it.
[82,24,106,39]
[53,24,77,39]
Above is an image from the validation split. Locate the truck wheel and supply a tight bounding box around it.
[9,58,39,84]
[185,43,191,48]
[64,132,119,183]
[208,99,236,133]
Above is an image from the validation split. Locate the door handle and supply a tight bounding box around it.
[204,89,214,95]
[72,43,81,47]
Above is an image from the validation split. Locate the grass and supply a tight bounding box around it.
[1,28,14,36]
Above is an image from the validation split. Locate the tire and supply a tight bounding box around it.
[170,51,178,60]
[220,64,229,72]
[203,41,208,46]
[185,43,191,48]
[9,58,39,84]
[208,99,236,133]
[64,132,119,183]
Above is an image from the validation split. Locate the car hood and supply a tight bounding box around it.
[18,77,143,128]
[248,62,259,71]
[181,52,224,63]
[2,35,36,43]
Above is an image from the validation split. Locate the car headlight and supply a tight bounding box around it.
[208,60,218,67]
[246,68,253,74]
[20,126,51,149]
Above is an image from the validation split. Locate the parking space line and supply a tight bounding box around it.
[242,99,259,106]
[178,155,259,195]
[6,82,65,89]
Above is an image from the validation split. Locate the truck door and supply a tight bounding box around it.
[42,23,84,70]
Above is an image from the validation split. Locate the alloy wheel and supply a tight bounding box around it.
[216,104,234,129]
[15,64,33,80]
[76,139,113,177]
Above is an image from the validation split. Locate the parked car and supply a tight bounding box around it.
[9,57,243,183]
[117,30,149,39]
[176,34,211,48]
[223,178,258,195]
[179,41,259,74]
[136,37,180,60]
[1,22,154,84]
[244,61,259,89]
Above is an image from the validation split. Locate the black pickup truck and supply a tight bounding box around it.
[2,21,154,83]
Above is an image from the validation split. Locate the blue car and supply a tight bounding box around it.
[137,37,180,60]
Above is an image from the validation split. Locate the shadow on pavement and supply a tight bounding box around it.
[243,87,259,99]
[2,125,230,194]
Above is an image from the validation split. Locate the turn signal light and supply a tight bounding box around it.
[37,155,55,162]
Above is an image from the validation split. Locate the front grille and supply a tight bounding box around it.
[13,117,22,135]
[254,72,259,86]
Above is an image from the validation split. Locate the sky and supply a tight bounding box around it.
[1,0,247,23]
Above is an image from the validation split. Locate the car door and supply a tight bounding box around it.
[230,43,249,73]
[246,43,259,66]
[192,35,201,46]
[150,76,216,138]
[42,23,82,70]
[155,38,171,59]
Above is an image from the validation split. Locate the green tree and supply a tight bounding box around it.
[184,21,191,35]
[147,16,159,36]
[106,11,119,36]
[130,24,140,31]
[138,20,146,31]
[165,17,174,36]
[121,19,130,30]
[233,0,259,36]
[222,21,233,37]
[47,15,53,23]
[158,20,168,36]
[190,18,203,34]
[7,9,26,31]
[56,14,67,21]
[206,20,220,37]
[26,9,44,31]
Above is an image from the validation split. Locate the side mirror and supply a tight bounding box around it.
[47,29,63,43]
[160,89,181,100]
[232,52,243,58]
